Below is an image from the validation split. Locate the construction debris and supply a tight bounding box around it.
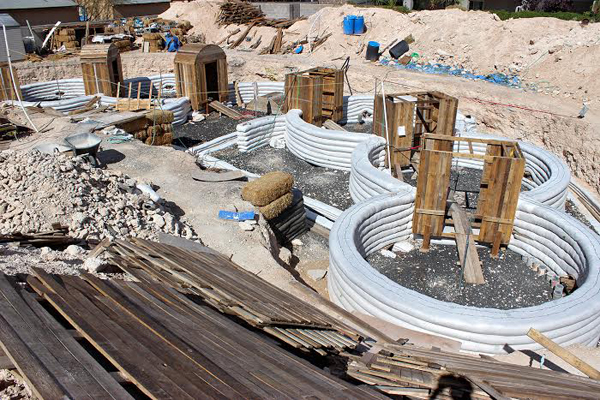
[0,151,196,241]
[347,343,600,399]
[217,0,304,28]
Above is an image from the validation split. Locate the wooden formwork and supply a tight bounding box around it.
[0,63,21,102]
[283,67,344,127]
[413,134,525,256]
[80,43,124,97]
[373,91,458,173]
[174,44,229,111]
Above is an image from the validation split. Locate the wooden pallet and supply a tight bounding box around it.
[107,238,362,354]
[283,67,344,126]
[347,344,600,400]
[0,271,386,399]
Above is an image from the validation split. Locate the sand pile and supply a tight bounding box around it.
[160,2,600,102]
[0,150,197,241]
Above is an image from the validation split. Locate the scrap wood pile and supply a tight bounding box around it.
[107,238,355,355]
[346,343,600,399]
[217,0,304,28]
[0,226,78,248]
[0,270,386,399]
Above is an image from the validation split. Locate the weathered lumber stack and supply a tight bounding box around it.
[116,110,174,145]
[217,0,303,28]
[142,33,163,52]
[54,28,78,50]
[347,343,600,399]
[108,238,361,354]
[0,271,386,399]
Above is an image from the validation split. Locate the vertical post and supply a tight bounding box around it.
[380,81,392,173]
[136,81,141,109]
[2,24,38,132]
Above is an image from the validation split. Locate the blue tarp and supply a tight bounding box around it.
[379,57,521,88]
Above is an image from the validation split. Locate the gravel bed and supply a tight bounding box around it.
[173,108,264,148]
[213,145,353,210]
[367,244,553,309]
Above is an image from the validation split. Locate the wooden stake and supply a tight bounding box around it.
[527,328,600,380]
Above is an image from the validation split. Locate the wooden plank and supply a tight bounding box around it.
[209,101,243,120]
[449,203,484,285]
[322,119,347,131]
[527,328,600,380]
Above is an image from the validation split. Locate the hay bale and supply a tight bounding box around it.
[162,132,173,145]
[117,117,148,133]
[143,33,163,40]
[241,171,294,206]
[145,110,174,124]
[59,28,75,36]
[55,35,76,42]
[259,192,293,220]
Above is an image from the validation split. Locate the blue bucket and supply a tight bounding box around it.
[343,15,356,35]
[354,15,364,34]
[366,41,380,61]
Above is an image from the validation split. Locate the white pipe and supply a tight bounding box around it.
[41,21,61,50]
[2,24,38,133]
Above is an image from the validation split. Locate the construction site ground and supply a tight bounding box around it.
[5,2,600,396]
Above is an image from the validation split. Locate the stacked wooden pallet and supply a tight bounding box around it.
[347,343,600,399]
[54,28,78,50]
[0,271,386,399]
[108,238,362,355]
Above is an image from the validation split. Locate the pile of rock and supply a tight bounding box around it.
[0,150,197,241]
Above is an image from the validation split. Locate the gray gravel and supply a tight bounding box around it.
[565,199,594,230]
[213,145,354,210]
[367,244,553,309]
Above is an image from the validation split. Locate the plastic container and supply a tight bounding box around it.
[366,41,380,61]
[389,40,410,59]
[343,16,356,35]
[354,16,365,34]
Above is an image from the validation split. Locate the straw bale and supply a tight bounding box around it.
[241,171,294,206]
[259,192,293,220]
[145,110,174,124]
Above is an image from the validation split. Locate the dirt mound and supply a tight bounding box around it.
[160,2,600,103]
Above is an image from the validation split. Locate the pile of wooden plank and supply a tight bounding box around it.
[0,227,77,247]
[107,238,362,355]
[217,0,303,28]
[53,28,78,50]
[0,271,386,399]
[346,343,600,399]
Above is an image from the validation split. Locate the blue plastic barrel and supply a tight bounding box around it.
[354,16,364,34]
[343,15,356,35]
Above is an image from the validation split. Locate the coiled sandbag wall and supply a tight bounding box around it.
[342,95,374,124]
[328,192,600,353]
[236,115,286,152]
[284,109,383,171]
[349,136,415,203]
[348,130,569,209]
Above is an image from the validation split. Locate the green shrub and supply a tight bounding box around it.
[491,10,599,22]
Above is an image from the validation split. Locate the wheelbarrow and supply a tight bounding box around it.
[64,132,103,167]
